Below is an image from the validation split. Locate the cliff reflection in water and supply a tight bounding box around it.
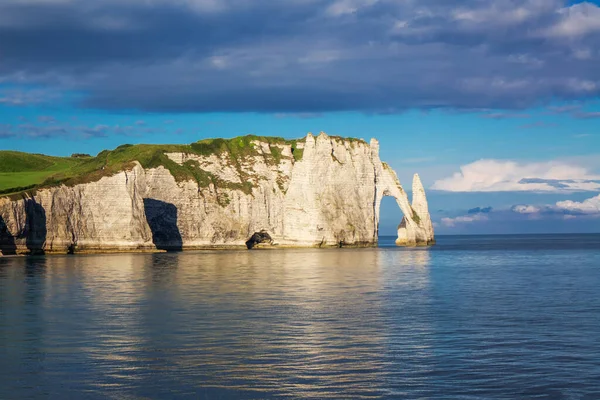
[0,248,433,399]
[3,236,600,399]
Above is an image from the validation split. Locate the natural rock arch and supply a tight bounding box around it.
[370,139,434,246]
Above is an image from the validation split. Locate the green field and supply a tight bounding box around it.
[0,152,86,193]
[0,135,312,197]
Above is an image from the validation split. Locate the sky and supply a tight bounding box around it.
[1,0,599,235]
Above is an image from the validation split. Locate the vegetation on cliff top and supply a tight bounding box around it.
[0,152,84,194]
[0,134,352,197]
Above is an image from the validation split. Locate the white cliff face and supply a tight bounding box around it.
[0,133,434,254]
[411,173,435,244]
[281,133,379,246]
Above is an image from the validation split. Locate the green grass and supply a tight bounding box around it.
[329,135,366,145]
[0,134,364,198]
[0,135,313,197]
[0,152,85,193]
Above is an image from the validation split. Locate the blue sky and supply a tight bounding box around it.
[1,0,600,235]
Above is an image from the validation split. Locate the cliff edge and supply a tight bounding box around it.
[0,132,434,254]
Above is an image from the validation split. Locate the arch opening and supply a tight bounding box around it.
[378,195,405,246]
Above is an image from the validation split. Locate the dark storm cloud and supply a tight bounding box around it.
[2,0,600,113]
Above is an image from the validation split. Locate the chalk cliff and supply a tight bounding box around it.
[0,133,434,254]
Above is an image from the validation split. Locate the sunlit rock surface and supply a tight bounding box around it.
[0,133,434,254]
[396,173,435,246]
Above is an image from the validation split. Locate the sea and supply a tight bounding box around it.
[1,234,599,399]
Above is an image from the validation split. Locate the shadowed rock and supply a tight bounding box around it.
[0,215,16,255]
[144,198,183,251]
[25,199,46,255]
[246,230,273,250]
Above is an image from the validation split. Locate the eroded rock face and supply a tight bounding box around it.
[0,133,434,254]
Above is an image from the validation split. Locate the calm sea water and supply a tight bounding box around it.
[1,234,600,399]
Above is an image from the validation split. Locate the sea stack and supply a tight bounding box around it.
[396,174,435,246]
[0,133,435,254]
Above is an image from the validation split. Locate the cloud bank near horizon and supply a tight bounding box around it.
[439,193,600,230]
[2,0,600,113]
[432,159,600,192]
[513,194,600,216]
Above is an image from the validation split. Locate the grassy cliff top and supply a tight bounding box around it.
[0,134,367,198]
[0,135,309,197]
[0,151,85,195]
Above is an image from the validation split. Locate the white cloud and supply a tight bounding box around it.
[326,0,379,16]
[564,78,599,93]
[556,194,600,215]
[512,194,600,219]
[171,0,227,13]
[298,50,342,64]
[441,213,488,227]
[507,54,544,68]
[542,2,600,38]
[432,159,600,192]
[209,56,229,69]
[0,88,58,106]
[572,48,594,60]
[452,3,538,25]
[88,15,143,32]
[512,204,541,214]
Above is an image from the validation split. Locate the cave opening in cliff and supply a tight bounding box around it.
[378,196,405,241]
